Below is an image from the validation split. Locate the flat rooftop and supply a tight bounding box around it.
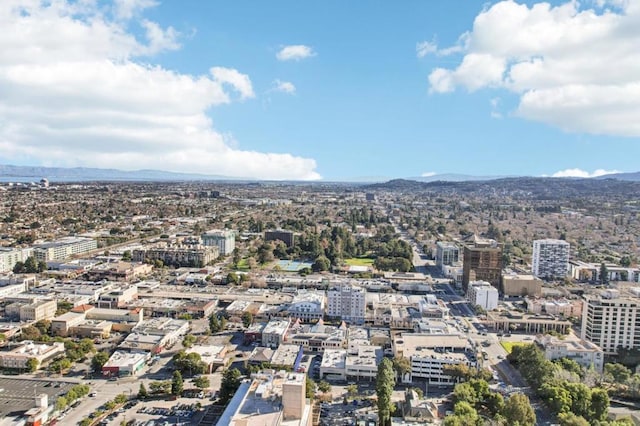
[0,377,76,419]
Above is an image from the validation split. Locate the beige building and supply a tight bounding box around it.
[536,334,604,373]
[13,299,57,322]
[526,297,582,318]
[0,341,65,370]
[502,274,542,297]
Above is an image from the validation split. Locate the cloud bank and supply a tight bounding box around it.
[552,168,620,178]
[424,1,640,137]
[0,0,320,180]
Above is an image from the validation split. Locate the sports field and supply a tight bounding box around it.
[344,257,375,267]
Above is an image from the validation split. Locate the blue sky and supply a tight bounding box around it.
[0,0,638,180]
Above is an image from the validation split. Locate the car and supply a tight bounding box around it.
[89,392,97,397]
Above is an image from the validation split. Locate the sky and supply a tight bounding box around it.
[0,0,638,181]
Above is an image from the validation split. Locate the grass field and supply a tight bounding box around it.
[236,258,250,271]
[500,341,527,354]
[344,257,375,267]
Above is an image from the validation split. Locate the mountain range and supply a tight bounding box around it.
[0,164,639,183]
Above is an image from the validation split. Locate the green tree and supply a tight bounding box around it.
[26,358,39,373]
[565,382,591,418]
[539,383,572,414]
[305,378,316,399]
[346,384,358,398]
[171,370,184,396]
[444,401,480,426]
[557,412,590,426]
[194,375,210,390]
[376,357,395,426]
[604,363,631,383]
[502,393,536,426]
[138,382,148,399]
[114,393,127,404]
[590,388,610,422]
[485,391,505,416]
[149,381,171,394]
[318,381,331,393]
[600,262,610,285]
[220,368,242,403]
[182,334,196,348]
[92,351,110,372]
[453,382,478,406]
[312,255,331,272]
[242,311,254,328]
[122,250,132,261]
[392,356,411,381]
[55,396,68,411]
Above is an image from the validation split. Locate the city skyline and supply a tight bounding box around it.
[0,0,638,180]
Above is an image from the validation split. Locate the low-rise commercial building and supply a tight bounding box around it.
[0,341,65,370]
[102,350,148,377]
[286,290,325,321]
[502,274,543,297]
[262,318,291,349]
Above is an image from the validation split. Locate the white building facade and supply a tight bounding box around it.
[581,291,640,355]
[532,239,570,280]
[201,230,236,256]
[327,283,365,324]
[466,281,498,311]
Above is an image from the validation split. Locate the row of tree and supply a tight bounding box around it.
[13,256,47,274]
[508,344,610,424]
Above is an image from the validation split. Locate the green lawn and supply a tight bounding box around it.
[344,257,375,267]
[236,258,250,271]
[500,341,527,354]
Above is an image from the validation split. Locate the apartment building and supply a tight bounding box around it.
[201,229,236,256]
[8,299,57,322]
[327,283,366,324]
[0,247,33,273]
[502,273,542,297]
[462,236,502,291]
[132,245,218,268]
[532,239,570,280]
[581,290,640,354]
[33,237,97,262]
[262,318,291,349]
[536,334,604,373]
[467,281,499,311]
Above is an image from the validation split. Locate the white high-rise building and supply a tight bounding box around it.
[327,283,366,324]
[435,242,460,269]
[466,280,498,311]
[581,290,640,355]
[201,230,235,256]
[532,239,570,280]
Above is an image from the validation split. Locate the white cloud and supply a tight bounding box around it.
[276,45,315,61]
[552,168,620,178]
[210,67,255,100]
[272,79,296,94]
[114,0,158,20]
[416,40,438,58]
[0,0,320,180]
[426,1,640,137]
[421,172,437,177]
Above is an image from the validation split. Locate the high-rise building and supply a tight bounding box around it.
[532,239,570,280]
[201,229,235,256]
[327,283,366,324]
[265,230,295,247]
[581,290,640,355]
[435,242,460,269]
[462,236,502,291]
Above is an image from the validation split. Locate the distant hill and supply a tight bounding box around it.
[408,174,508,182]
[0,164,237,182]
[595,172,640,182]
[364,177,640,198]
